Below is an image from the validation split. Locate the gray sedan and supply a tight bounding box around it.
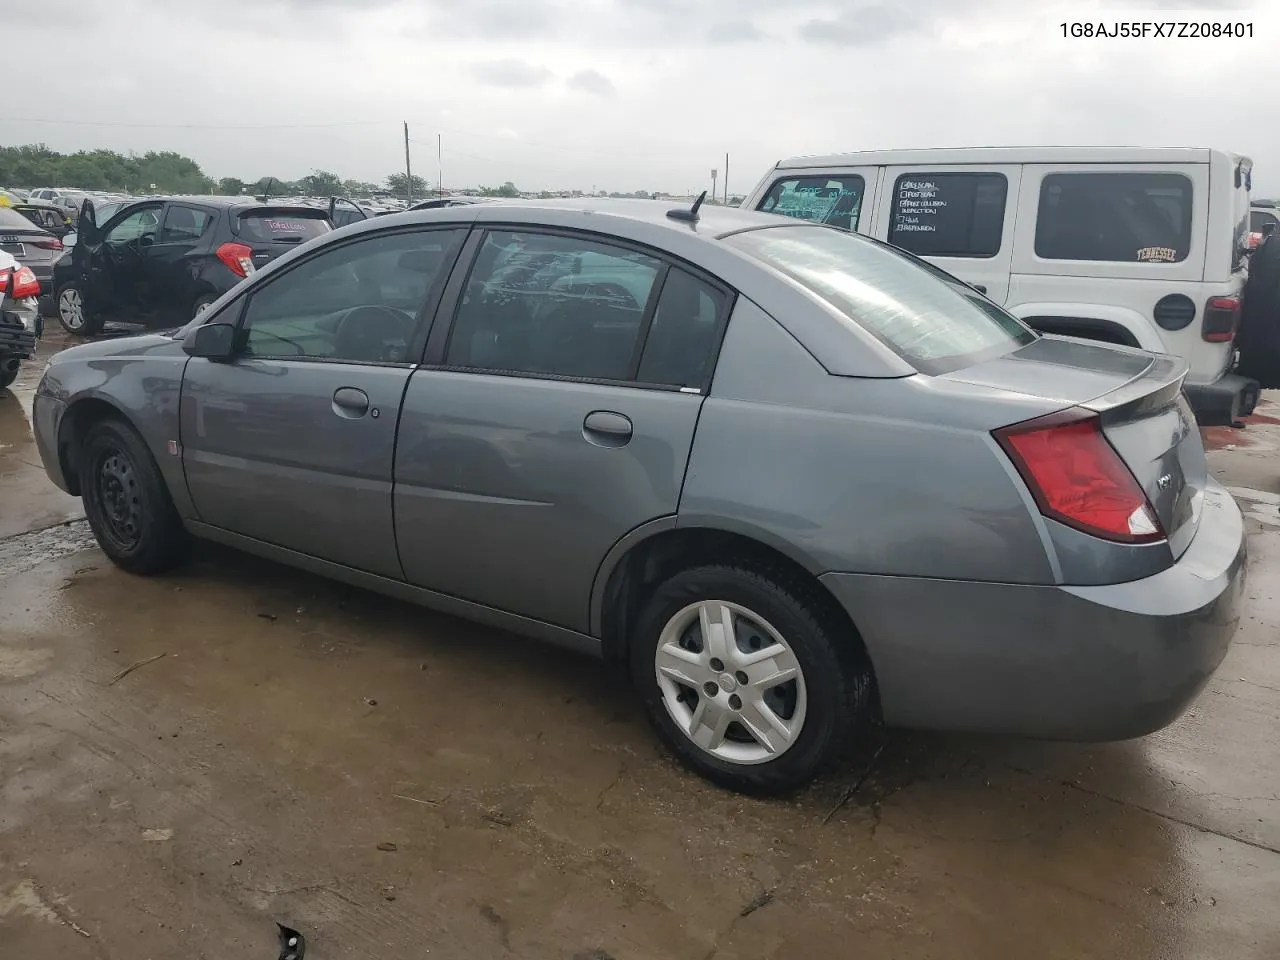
[30,198,1246,793]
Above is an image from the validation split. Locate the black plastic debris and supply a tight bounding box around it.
[277,923,305,960]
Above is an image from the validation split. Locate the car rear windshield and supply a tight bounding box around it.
[233,209,330,244]
[0,206,44,231]
[724,224,1036,375]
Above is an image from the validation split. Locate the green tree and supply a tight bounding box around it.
[480,181,519,198]
[218,177,247,195]
[300,169,343,196]
[385,172,428,198]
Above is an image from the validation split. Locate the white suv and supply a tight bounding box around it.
[742,147,1258,425]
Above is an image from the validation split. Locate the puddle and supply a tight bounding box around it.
[0,520,99,579]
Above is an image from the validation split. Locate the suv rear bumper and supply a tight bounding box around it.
[1184,372,1259,426]
[820,479,1247,741]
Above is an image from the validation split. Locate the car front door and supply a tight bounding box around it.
[394,228,732,632]
[83,203,164,318]
[870,165,1021,304]
[151,203,215,323]
[179,226,469,578]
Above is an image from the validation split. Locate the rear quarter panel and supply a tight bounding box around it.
[679,299,1059,584]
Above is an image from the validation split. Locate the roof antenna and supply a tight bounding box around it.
[667,190,707,223]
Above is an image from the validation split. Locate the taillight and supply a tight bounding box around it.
[994,409,1164,544]
[216,242,255,278]
[29,237,63,251]
[1202,295,1240,343]
[9,266,40,299]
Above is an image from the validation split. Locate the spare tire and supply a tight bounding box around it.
[1237,233,1280,388]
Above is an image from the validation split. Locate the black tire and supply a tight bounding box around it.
[0,360,18,391]
[191,294,217,319]
[77,418,188,574]
[56,281,102,336]
[630,563,872,795]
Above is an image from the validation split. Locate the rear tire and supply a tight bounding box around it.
[192,294,217,319]
[78,418,188,574]
[57,282,101,336]
[0,360,18,391]
[630,563,872,795]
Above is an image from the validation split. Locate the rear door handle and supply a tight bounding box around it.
[583,410,633,447]
[332,386,370,419]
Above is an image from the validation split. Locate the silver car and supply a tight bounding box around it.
[31,199,1246,793]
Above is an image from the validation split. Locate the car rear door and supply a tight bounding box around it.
[150,202,216,323]
[179,226,468,578]
[394,228,732,633]
[870,164,1021,304]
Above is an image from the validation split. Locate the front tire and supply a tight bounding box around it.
[78,418,188,574]
[0,359,18,391]
[57,282,102,336]
[630,564,872,795]
[192,294,217,319]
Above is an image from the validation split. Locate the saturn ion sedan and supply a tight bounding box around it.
[31,198,1246,794]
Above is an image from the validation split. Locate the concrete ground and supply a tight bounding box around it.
[2,332,1278,959]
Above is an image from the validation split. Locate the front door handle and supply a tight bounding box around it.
[970,283,988,295]
[583,410,633,447]
[332,386,370,419]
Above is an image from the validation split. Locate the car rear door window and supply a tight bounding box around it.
[241,228,465,364]
[159,205,213,243]
[889,172,1007,258]
[445,231,662,382]
[1035,172,1193,263]
[758,176,865,231]
[636,269,728,389]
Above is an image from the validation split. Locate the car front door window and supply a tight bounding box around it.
[241,229,466,364]
[105,208,160,247]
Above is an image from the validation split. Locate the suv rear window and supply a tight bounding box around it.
[889,172,1008,258]
[726,225,1035,375]
[757,176,865,231]
[1035,172,1193,263]
[233,209,330,244]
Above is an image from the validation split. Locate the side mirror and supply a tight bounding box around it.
[182,321,237,360]
[62,232,78,248]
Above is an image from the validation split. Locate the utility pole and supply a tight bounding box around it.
[403,122,413,203]
[438,133,443,198]
[710,168,717,204]
[724,153,730,204]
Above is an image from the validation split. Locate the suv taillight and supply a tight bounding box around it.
[1203,295,1241,343]
[216,242,255,278]
[1,265,41,299]
[994,409,1164,544]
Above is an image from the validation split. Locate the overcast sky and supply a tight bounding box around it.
[9,0,1278,195]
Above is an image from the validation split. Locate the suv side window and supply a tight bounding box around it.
[241,228,465,364]
[159,205,213,243]
[637,269,728,389]
[758,176,865,231]
[1035,172,1193,263]
[889,173,1008,258]
[446,231,662,382]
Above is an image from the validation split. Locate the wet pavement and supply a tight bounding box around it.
[1,336,1278,959]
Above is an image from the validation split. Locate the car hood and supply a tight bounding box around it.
[49,331,184,365]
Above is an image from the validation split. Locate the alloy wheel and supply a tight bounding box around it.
[653,600,807,765]
[59,287,85,331]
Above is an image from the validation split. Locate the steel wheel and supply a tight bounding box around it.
[654,600,807,765]
[93,447,143,552]
[58,286,86,332]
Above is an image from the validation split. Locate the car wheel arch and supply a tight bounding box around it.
[57,396,139,497]
[594,523,878,696]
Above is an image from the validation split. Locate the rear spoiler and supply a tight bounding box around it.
[1081,353,1189,420]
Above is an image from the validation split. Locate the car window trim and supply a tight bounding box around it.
[639,270,735,393]
[756,173,868,231]
[230,222,471,367]
[425,223,737,394]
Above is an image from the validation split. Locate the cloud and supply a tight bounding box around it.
[472,59,554,88]
[799,5,922,45]
[428,0,561,39]
[568,69,616,97]
[707,20,765,43]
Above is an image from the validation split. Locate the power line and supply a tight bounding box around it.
[0,117,391,130]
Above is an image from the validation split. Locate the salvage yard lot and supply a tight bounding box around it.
[2,338,1279,959]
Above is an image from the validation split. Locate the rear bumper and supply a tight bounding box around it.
[1184,371,1259,426]
[820,480,1247,741]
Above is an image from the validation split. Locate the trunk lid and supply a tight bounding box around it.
[229,206,332,269]
[942,335,1204,556]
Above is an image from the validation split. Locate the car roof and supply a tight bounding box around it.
[772,146,1242,169]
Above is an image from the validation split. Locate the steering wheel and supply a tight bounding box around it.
[333,305,413,363]
[246,328,306,356]
[582,282,639,310]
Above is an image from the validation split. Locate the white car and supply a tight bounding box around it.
[743,146,1259,426]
